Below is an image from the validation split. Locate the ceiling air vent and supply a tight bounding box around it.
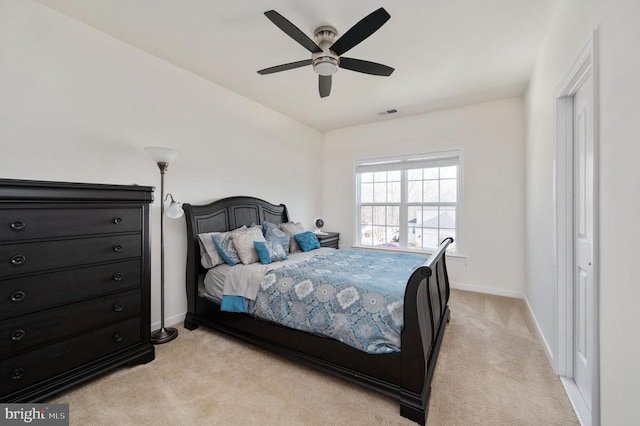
[377,109,398,116]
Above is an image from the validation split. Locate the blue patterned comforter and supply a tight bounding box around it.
[246,249,426,354]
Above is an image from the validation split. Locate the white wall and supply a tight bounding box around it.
[0,0,322,329]
[525,0,640,423]
[322,98,525,296]
[9,0,640,422]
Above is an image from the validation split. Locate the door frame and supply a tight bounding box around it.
[554,30,599,426]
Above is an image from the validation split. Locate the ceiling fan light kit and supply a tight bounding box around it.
[312,27,339,76]
[258,8,394,98]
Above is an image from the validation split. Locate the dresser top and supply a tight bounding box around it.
[0,179,154,202]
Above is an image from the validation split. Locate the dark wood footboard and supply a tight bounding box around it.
[182,197,453,425]
[400,237,453,425]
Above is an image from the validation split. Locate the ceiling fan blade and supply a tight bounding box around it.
[339,57,394,76]
[257,59,312,75]
[319,75,332,98]
[330,8,390,56]
[264,10,322,54]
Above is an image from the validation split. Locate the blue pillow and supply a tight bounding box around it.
[263,221,291,253]
[254,241,288,264]
[294,231,321,252]
[212,233,241,265]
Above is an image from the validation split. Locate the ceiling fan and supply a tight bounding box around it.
[257,7,395,98]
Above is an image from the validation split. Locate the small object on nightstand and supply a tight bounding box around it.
[316,232,340,249]
[313,218,326,235]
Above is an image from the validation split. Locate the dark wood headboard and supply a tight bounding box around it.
[183,196,289,312]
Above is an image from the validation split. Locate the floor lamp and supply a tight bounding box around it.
[145,146,184,344]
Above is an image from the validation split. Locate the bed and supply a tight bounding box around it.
[183,196,452,425]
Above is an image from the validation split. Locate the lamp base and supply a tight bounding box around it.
[150,327,178,344]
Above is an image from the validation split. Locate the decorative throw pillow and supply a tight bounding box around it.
[279,221,305,253]
[263,221,290,253]
[197,232,223,268]
[232,226,266,265]
[294,231,321,252]
[254,241,288,265]
[211,226,247,266]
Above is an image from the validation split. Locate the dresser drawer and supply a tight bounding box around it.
[0,234,141,277]
[0,289,141,357]
[0,260,141,320]
[0,318,141,395]
[0,208,141,241]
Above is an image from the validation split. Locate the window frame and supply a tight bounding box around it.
[353,150,463,255]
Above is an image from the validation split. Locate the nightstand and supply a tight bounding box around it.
[316,232,340,249]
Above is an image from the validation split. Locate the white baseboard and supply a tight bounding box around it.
[450,281,524,299]
[561,377,590,426]
[523,298,589,425]
[523,295,555,364]
[151,312,185,331]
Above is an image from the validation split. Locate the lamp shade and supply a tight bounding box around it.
[144,147,180,163]
[166,200,184,219]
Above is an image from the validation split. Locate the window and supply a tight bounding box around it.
[355,151,460,254]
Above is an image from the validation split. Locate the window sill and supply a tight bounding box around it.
[351,244,466,261]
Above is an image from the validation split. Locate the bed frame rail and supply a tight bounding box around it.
[400,237,453,423]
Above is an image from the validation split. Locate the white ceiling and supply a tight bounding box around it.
[35,0,558,131]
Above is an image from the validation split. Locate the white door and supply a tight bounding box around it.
[573,74,594,412]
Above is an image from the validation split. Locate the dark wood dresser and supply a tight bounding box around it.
[0,179,155,402]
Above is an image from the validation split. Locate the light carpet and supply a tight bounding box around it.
[52,290,579,425]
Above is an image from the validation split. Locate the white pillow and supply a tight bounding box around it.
[197,232,223,268]
[197,225,248,268]
[279,221,305,253]
[231,226,266,265]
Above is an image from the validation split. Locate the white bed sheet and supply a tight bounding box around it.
[202,248,334,302]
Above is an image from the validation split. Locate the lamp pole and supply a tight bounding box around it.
[150,160,178,344]
[145,146,181,344]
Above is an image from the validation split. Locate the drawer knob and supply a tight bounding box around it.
[10,220,26,231]
[10,291,26,302]
[11,368,24,380]
[113,303,124,312]
[113,244,124,253]
[113,217,124,224]
[10,254,26,266]
[112,272,123,282]
[113,333,123,343]
[11,329,26,341]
